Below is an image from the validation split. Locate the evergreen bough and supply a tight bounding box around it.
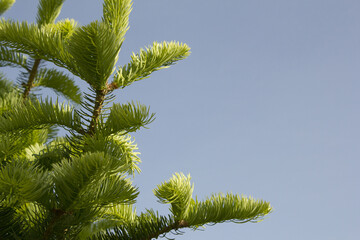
[0,0,272,239]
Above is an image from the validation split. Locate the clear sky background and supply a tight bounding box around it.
[2,0,360,239]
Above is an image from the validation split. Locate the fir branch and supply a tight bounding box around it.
[33,137,71,171]
[0,206,23,239]
[104,101,155,136]
[0,98,84,135]
[102,0,132,41]
[36,0,66,26]
[0,46,29,71]
[66,21,121,89]
[97,193,271,239]
[33,67,82,104]
[0,80,21,115]
[52,152,139,210]
[80,203,138,239]
[186,193,272,227]
[103,204,137,223]
[94,210,178,240]
[0,160,51,206]
[0,0,15,15]
[52,18,78,39]
[0,130,48,163]
[154,173,194,220]
[112,41,190,89]
[0,19,75,74]
[0,73,14,96]
[82,133,141,175]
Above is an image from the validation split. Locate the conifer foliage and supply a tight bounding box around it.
[0,0,272,239]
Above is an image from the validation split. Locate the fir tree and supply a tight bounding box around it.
[0,0,272,239]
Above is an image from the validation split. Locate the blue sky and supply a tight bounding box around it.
[2,0,360,239]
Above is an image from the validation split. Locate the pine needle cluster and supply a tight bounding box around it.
[0,0,272,239]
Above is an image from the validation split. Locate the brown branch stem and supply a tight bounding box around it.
[87,88,108,136]
[22,58,41,100]
[144,220,189,240]
[42,209,67,240]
